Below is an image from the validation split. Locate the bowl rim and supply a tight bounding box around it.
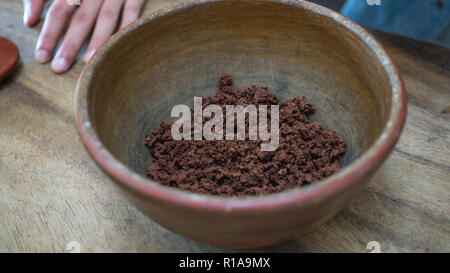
[75,0,407,212]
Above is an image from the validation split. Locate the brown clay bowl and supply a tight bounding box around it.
[75,0,406,248]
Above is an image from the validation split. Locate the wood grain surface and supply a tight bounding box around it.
[0,0,449,252]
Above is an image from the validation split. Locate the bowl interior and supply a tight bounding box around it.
[86,1,392,182]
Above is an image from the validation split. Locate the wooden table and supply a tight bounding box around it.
[1,0,449,253]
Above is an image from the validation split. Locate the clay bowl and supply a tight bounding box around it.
[75,0,406,248]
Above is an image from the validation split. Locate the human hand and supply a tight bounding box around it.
[23,0,146,74]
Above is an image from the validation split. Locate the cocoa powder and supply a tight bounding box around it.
[145,74,346,196]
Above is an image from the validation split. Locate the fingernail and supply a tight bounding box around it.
[85,49,97,63]
[35,49,50,63]
[51,57,70,73]
[23,7,30,26]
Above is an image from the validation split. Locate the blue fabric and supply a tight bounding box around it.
[341,0,450,46]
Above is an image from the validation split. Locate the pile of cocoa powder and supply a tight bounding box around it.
[145,74,346,196]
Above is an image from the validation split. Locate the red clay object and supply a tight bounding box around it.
[0,37,19,81]
[75,0,407,248]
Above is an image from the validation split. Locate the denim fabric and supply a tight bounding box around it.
[341,0,450,46]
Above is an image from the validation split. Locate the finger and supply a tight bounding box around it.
[84,0,125,64]
[23,0,47,27]
[35,0,76,63]
[51,0,104,73]
[119,0,145,30]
